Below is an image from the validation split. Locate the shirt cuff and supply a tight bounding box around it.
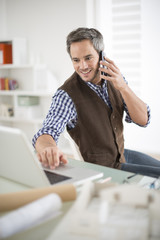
[32,128,58,148]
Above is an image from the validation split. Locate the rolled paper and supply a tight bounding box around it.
[0,184,76,212]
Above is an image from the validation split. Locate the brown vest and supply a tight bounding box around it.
[60,72,126,169]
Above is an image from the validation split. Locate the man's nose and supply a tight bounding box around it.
[80,60,88,69]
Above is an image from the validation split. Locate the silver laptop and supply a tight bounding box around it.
[0,126,103,187]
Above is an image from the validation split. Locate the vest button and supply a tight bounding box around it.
[113,115,115,119]
[114,127,117,131]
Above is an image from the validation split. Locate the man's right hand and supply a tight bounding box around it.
[35,135,68,169]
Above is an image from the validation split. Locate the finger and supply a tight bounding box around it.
[46,148,56,169]
[37,153,42,162]
[104,57,120,71]
[99,66,116,78]
[41,150,49,167]
[103,56,112,63]
[60,154,68,164]
[52,150,61,167]
[100,72,114,82]
[100,60,118,75]
[106,62,119,74]
[104,56,117,67]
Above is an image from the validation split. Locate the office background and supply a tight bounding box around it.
[0,0,159,158]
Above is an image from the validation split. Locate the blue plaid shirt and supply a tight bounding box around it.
[32,79,150,147]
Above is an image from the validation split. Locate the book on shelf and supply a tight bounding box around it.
[0,78,5,90]
[5,78,9,90]
[0,78,18,90]
[0,43,13,64]
[9,79,19,90]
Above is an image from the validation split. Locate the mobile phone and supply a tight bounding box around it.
[99,51,105,62]
[99,51,108,77]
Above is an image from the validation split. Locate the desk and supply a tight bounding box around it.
[0,159,148,240]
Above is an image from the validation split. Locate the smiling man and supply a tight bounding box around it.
[32,28,160,178]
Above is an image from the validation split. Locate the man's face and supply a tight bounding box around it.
[70,40,100,84]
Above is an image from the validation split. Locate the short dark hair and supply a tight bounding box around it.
[66,27,104,55]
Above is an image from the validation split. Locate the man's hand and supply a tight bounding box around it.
[35,135,68,169]
[99,56,127,91]
[99,56,148,126]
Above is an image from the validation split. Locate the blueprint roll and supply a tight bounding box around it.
[0,184,76,212]
[0,193,62,239]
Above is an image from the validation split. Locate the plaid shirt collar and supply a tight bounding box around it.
[86,79,107,91]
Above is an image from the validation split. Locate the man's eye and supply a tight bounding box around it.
[86,57,92,61]
[73,59,79,63]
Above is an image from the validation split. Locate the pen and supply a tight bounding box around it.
[127,173,137,179]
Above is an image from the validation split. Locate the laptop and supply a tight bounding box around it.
[0,126,103,187]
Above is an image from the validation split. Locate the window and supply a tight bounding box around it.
[87,0,142,96]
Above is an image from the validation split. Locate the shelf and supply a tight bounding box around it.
[0,116,43,124]
[0,64,46,69]
[0,90,53,97]
[0,64,32,69]
[0,38,54,141]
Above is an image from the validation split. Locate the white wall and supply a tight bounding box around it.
[0,0,7,37]
[2,0,87,84]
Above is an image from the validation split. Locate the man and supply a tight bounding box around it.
[32,28,160,178]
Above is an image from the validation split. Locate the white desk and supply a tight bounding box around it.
[0,159,151,240]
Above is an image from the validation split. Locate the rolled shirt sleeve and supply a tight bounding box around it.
[122,75,151,127]
[124,103,151,127]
